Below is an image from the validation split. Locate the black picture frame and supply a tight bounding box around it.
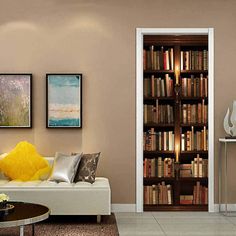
[0,73,32,128]
[46,73,82,128]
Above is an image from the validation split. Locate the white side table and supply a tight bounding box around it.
[219,138,236,216]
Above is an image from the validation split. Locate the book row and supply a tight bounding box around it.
[181,75,208,98]
[181,127,208,151]
[180,50,208,71]
[143,157,175,178]
[144,182,173,205]
[143,46,174,70]
[144,182,208,205]
[180,183,208,205]
[144,103,174,124]
[182,102,208,124]
[144,75,173,98]
[144,129,175,151]
[193,182,208,204]
[180,155,208,178]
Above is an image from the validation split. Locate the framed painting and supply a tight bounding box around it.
[46,74,82,128]
[0,74,32,128]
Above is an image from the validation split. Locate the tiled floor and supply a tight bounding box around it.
[115,212,236,236]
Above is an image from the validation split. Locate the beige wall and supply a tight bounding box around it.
[0,0,236,204]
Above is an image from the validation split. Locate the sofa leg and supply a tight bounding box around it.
[97,215,102,223]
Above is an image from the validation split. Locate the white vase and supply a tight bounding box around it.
[223,100,236,137]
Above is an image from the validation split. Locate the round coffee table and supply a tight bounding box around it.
[0,202,50,236]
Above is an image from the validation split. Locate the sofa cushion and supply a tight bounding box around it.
[73,152,100,184]
[49,152,82,183]
[0,177,109,190]
[0,141,51,181]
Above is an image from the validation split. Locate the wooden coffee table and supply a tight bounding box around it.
[0,202,50,236]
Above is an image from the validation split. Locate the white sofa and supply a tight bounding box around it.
[0,157,111,222]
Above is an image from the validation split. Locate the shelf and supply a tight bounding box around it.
[181,123,208,128]
[180,155,208,161]
[143,35,208,46]
[144,70,174,74]
[144,123,175,128]
[181,151,208,155]
[143,177,208,183]
[181,70,208,74]
[144,204,208,211]
[179,177,208,182]
[144,96,175,101]
[144,151,175,156]
[144,177,175,183]
[181,97,208,101]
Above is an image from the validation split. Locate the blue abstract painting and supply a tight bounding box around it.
[47,74,82,128]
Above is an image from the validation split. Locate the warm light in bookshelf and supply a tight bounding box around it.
[175,144,179,163]
[175,66,180,84]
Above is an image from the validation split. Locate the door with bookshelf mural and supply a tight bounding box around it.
[143,35,208,211]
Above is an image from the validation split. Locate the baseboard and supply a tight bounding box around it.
[112,204,236,213]
[111,204,236,213]
[213,204,236,212]
[111,204,136,212]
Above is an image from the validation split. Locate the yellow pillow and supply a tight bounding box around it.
[0,141,51,181]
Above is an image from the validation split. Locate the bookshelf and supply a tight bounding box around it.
[143,35,208,211]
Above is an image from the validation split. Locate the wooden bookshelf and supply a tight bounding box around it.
[144,204,208,211]
[143,35,208,211]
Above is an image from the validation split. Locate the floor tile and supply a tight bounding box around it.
[116,217,157,224]
[224,216,236,225]
[165,233,236,236]
[152,212,224,219]
[117,223,165,236]
[157,217,229,224]
[161,223,236,236]
[115,212,236,235]
[115,212,154,219]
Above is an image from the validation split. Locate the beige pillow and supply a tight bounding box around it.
[49,152,82,183]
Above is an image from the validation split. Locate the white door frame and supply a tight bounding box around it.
[136,28,214,212]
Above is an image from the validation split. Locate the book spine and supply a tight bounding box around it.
[165,50,170,70]
[143,49,146,70]
[157,51,160,70]
[150,45,154,70]
[158,157,162,177]
[194,158,198,177]
[165,74,169,97]
[181,134,185,151]
[160,46,164,70]
[196,181,200,204]
[186,51,189,70]
[170,48,174,70]
[180,51,183,70]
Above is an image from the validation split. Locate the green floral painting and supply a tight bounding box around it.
[0,74,32,127]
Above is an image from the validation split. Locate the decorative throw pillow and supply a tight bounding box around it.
[49,152,82,183]
[73,152,100,184]
[0,141,51,181]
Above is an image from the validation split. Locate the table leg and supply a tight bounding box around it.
[225,142,228,215]
[20,226,24,236]
[219,142,222,213]
[32,224,35,236]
